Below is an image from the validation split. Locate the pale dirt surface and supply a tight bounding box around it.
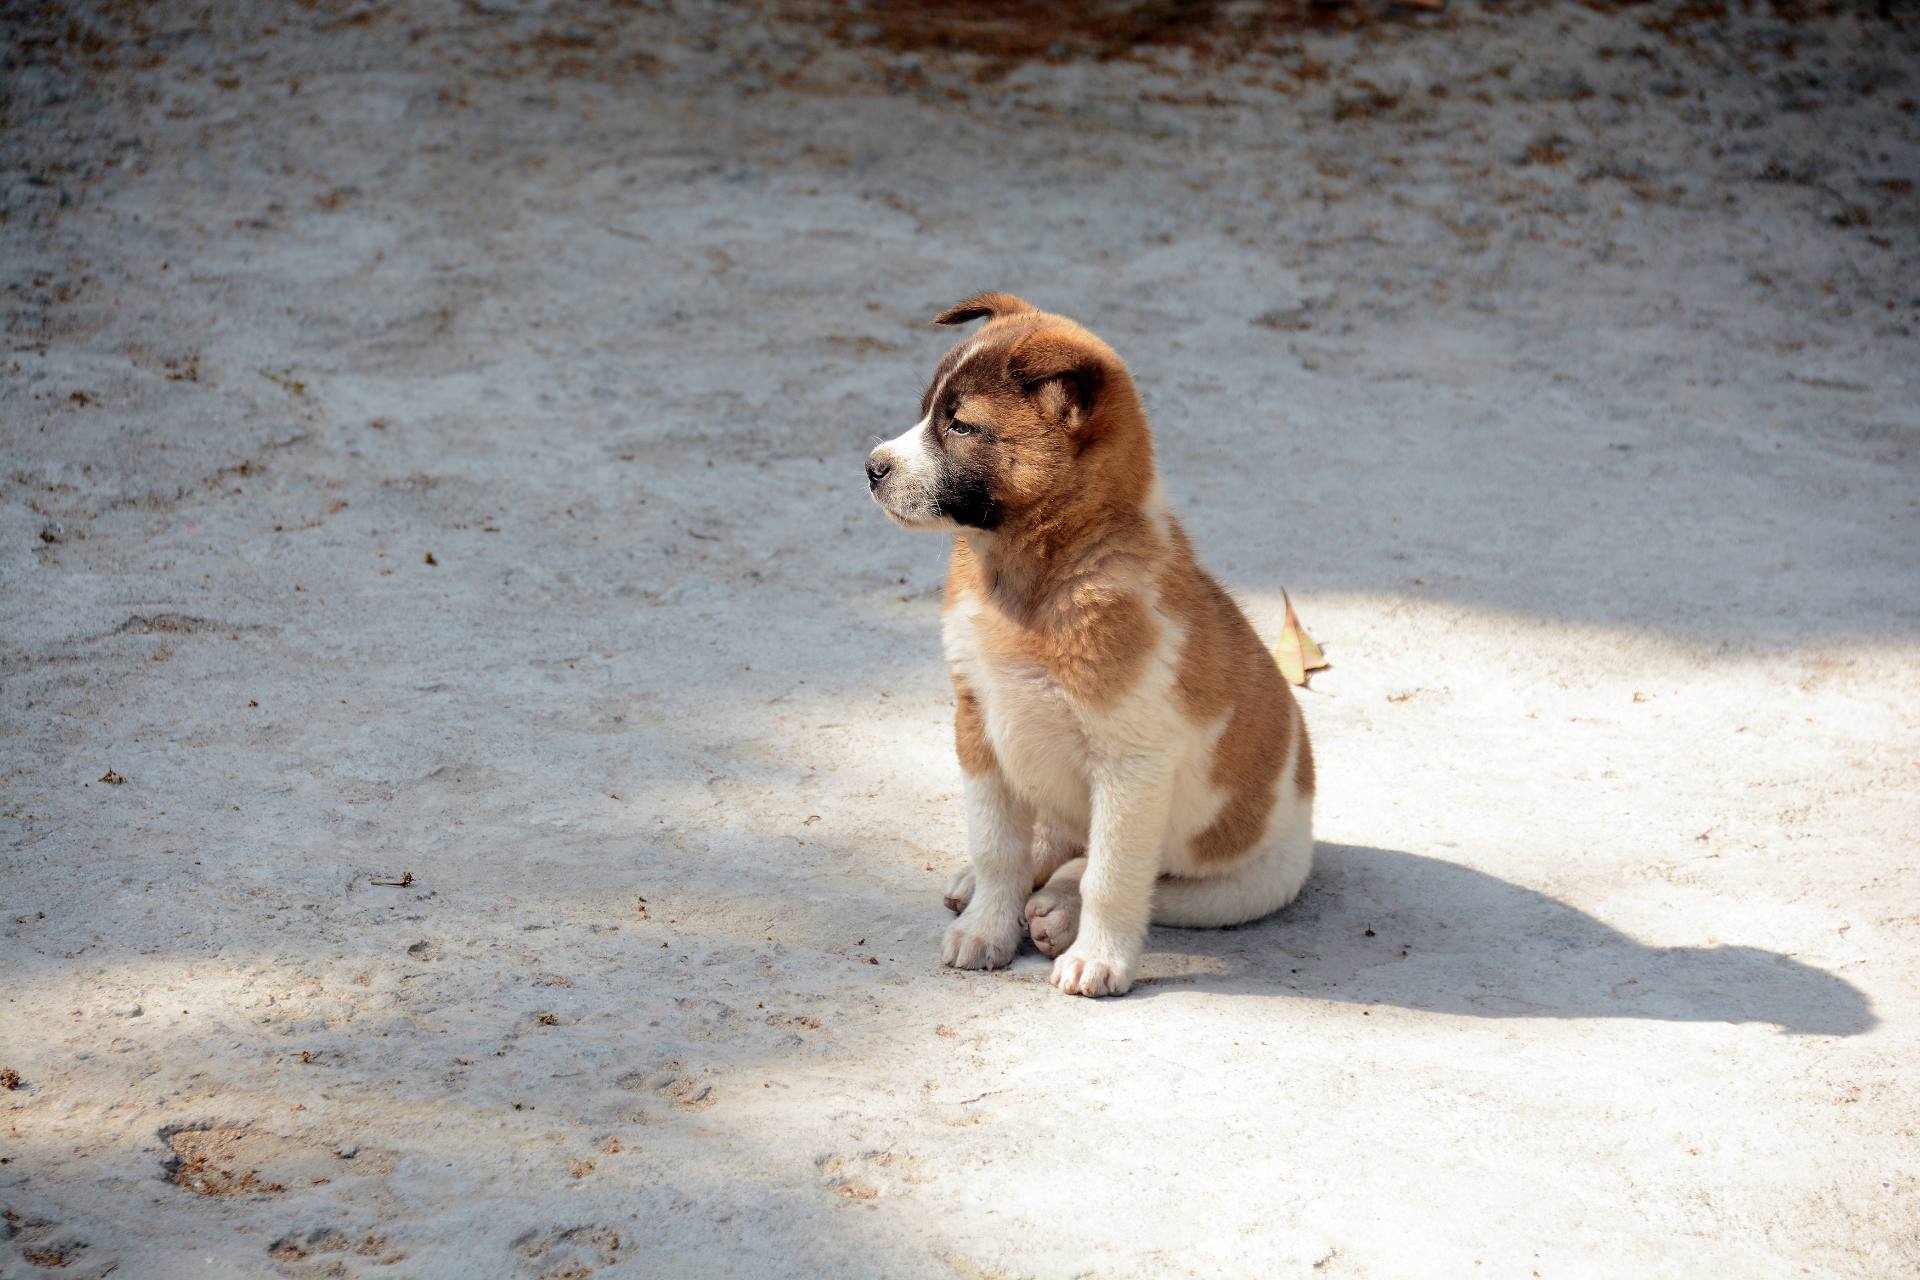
[3,2,1918,1277]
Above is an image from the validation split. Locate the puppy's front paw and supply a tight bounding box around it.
[943,867,975,915]
[1050,943,1135,997]
[1024,883,1080,958]
[942,907,1020,971]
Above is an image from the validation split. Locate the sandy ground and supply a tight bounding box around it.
[3,1,1918,1276]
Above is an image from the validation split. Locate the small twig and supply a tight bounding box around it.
[370,871,414,887]
[956,1088,1009,1106]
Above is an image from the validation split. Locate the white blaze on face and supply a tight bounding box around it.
[868,415,953,530]
[880,414,936,480]
[868,340,986,531]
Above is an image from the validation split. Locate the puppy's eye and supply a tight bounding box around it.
[947,421,980,437]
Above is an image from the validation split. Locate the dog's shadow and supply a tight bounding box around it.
[1140,843,1875,1035]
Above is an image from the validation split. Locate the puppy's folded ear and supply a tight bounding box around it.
[1009,331,1108,424]
[932,292,1038,326]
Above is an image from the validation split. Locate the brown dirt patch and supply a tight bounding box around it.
[164,1126,291,1197]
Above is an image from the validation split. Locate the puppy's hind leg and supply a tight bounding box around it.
[1033,810,1311,962]
[945,814,1081,915]
[1030,815,1084,884]
[1151,808,1313,928]
[1025,856,1086,958]
[944,866,976,915]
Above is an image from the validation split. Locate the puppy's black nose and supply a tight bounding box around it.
[866,457,892,489]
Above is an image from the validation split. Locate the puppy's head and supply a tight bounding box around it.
[865,292,1145,534]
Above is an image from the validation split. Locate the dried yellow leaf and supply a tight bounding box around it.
[1274,589,1329,687]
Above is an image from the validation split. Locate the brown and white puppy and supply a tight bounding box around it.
[865,292,1315,997]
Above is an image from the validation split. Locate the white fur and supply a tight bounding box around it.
[941,766,1032,970]
[869,416,955,531]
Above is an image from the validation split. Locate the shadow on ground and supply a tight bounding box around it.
[1146,843,1875,1036]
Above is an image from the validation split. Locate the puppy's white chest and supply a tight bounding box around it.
[942,599,1091,826]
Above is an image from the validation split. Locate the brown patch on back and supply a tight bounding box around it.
[1157,520,1309,864]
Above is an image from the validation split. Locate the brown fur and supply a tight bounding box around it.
[952,679,997,777]
[951,536,1159,709]
[930,293,1310,856]
[932,291,1038,326]
[925,309,1160,644]
[1154,522,1307,863]
[1292,711,1316,797]
[920,310,1156,564]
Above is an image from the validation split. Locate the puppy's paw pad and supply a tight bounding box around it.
[943,868,975,915]
[941,915,1019,971]
[1024,886,1080,958]
[1049,947,1135,997]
